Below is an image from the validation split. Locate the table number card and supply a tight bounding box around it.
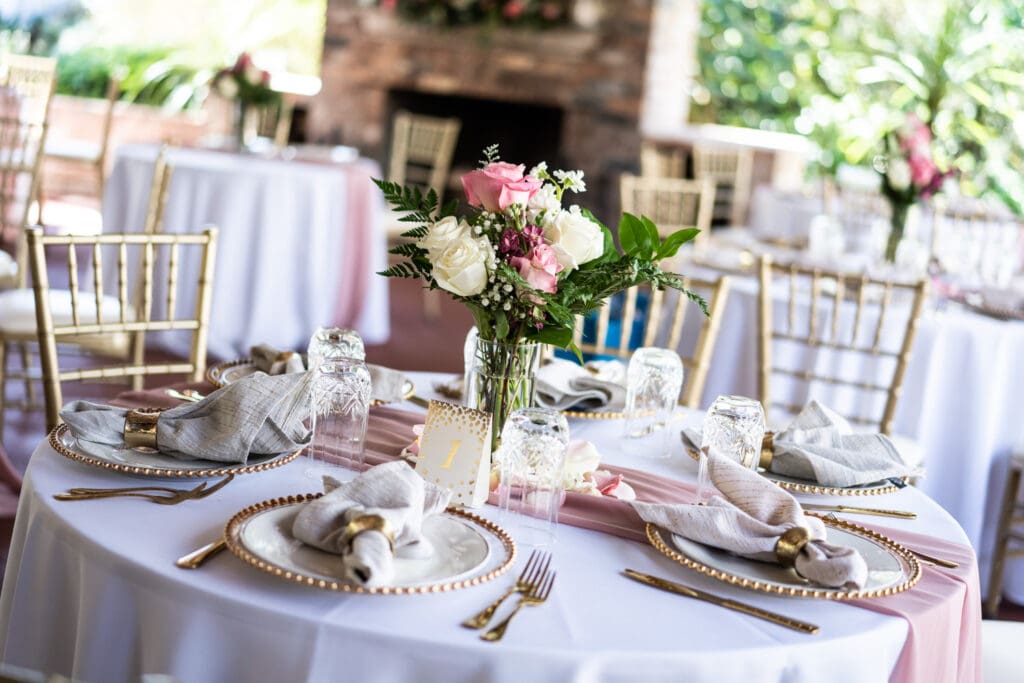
[415,400,492,508]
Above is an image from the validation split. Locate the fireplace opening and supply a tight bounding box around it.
[386,89,566,198]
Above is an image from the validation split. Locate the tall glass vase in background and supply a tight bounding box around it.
[885,199,913,263]
[464,337,541,452]
[233,99,257,151]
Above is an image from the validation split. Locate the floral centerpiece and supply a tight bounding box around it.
[376,146,705,448]
[377,0,570,28]
[874,114,950,262]
[210,53,280,148]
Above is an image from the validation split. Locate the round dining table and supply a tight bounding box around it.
[0,372,980,683]
[103,144,390,360]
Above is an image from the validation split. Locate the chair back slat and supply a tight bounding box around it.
[67,244,79,327]
[0,115,47,288]
[167,241,179,321]
[693,144,754,227]
[387,111,460,202]
[25,227,219,430]
[640,141,686,178]
[619,174,715,247]
[572,276,731,408]
[0,54,56,125]
[757,255,927,435]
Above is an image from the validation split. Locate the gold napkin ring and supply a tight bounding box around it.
[124,409,159,450]
[775,525,810,568]
[759,431,775,470]
[341,514,396,556]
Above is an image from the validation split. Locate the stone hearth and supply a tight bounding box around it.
[309,0,696,221]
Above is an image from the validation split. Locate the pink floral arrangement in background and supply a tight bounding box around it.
[878,114,950,202]
[378,0,570,28]
[376,145,702,352]
[211,53,279,106]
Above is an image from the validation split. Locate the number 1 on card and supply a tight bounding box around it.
[441,440,461,469]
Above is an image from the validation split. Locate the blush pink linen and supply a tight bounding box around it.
[332,160,378,328]
[106,390,984,683]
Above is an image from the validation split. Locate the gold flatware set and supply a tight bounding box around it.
[55,474,234,505]
[176,537,228,569]
[802,504,917,520]
[462,549,556,642]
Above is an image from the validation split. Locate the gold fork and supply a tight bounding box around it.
[462,550,550,629]
[56,474,234,505]
[480,568,556,642]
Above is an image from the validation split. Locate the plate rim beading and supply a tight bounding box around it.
[645,513,921,600]
[49,422,302,479]
[224,493,518,595]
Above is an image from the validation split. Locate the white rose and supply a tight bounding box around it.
[543,205,604,270]
[431,236,491,298]
[887,158,911,191]
[244,62,262,86]
[217,77,238,99]
[527,183,561,225]
[420,216,471,259]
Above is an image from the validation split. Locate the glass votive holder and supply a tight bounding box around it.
[623,347,684,458]
[496,407,570,547]
[307,326,365,370]
[306,357,372,476]
[697,395,766,502]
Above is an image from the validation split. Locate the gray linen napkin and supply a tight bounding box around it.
[633,451,868,589]
[534,358,626,412]
[248,343,407,403]
[60,371,313,463]
[682,400,914,488]
[291,461,451,587]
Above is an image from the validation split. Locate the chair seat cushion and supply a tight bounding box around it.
[44,137,102,162]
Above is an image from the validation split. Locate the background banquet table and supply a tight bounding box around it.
[679,250,1024,604]
[0,373,977,683]
[103,144,389,359]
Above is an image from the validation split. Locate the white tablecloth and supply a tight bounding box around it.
[103,145,389,359]
[0,373,974,683]
[683,262,1024,604]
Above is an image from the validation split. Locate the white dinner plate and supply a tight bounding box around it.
[225,494,517,594]
[49,423,301,479]
[646,516,920,599]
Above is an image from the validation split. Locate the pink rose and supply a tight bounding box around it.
[586,469,637,501]
[402,424,425,458]
[510,243,563,295]
[461,162,541,212]
[908,154,937,188]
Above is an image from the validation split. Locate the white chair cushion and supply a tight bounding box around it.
[0,287,134,335]
[0,250,15,289]
[44,137,102,162]
[982,620,1024,683]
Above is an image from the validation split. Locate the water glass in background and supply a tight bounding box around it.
[307,326,365,369]
[807,215,845,262]
[697,395,766,502]
[623,347,684,458]
[306,328,370,475]
[496,407,570,547]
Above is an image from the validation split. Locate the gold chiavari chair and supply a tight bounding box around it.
[985,454,1024,617]
[42,75,121,206]
[640,141,686,179]
[619,174,715,248]
[386,110,460,318]
[572,276,731,408]
[0,148,174,433]
[693,144,753,228]
[929,198,1023,283]
[756,255,928,437]
[26,226,218,431]
[255,97,294,148]
[0,54,56,126]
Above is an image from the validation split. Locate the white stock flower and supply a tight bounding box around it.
[244,62,262,86]
[887,158,911,191]
[527,183,561,225]
[543,205,604,270]
[529,161,548,177]
[553,169,586,193]
[217,77,238,99]
[420,216,471,259]
[431,236,492,298]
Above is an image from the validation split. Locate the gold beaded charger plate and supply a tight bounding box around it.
[205,358,415,406]
[49,423,301,479]
[683,446,908,496]
[224,494,517,594]
[646,515,920,600]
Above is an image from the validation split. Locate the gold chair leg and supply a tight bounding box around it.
[17,342,34,406]
[985,460,1023,618]
[0,340,7,441]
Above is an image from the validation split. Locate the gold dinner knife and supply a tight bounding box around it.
[801,504,918,520]
[176,538,227,569]
[622,569,819,635]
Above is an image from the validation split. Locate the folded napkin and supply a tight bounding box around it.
[249,343,407,404]
[291,461,451,587]
[250,343,305,375]
[682,401,914,488]
[633,450,868,588]
[535,358,626,412]
[60,371,313,463]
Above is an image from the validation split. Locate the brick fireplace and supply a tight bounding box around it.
[309,0,697,221]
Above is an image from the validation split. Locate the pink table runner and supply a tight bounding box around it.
[110,388,981,683]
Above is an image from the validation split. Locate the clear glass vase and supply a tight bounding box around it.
[464,337,541,452]
[885,200,914,263]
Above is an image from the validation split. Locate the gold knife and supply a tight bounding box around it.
[176,538,227,569]
[801,504,917,520]
[622,569,819,634]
